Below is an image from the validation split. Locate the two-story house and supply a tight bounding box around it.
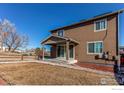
[41,9,124,65]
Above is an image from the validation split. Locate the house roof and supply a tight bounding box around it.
[41,35,79,45]
[50,9,124,32]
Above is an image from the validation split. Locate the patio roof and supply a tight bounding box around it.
[41,35,79,45]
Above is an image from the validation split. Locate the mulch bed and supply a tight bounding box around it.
[76,62,114,73]
[0,78,7,85]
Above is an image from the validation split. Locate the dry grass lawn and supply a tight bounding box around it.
[0,62,118,85]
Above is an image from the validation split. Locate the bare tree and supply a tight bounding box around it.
[0,19,28,52]
[0,20,6,51]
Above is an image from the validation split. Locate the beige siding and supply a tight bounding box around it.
[51,14,117,63]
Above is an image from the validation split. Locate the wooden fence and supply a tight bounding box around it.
[0,55,36,62]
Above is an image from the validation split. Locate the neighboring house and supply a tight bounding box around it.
[41,9,124,64]
[120,46,124,50]
[0,41,8,52]
[120,46,124,54]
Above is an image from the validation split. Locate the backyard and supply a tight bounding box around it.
[0,62,118,85]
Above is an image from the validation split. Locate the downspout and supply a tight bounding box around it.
[117,9,124,71]
[117,13,120,71]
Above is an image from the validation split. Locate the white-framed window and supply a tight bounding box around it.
[94,19,107,32]
[87,41,103,54]
[57,30,64,37]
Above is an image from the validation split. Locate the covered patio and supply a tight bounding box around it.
[41,35,79,64]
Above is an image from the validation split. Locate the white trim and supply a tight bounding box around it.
[73,44,75,60]
[87,41,103,55]
[94,19,107,32]
[41,35,79,45]
[56,44,76,62]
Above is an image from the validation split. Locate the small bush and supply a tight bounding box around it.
[29,53,32,56]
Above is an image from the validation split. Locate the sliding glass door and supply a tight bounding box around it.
[69,45,74,59]
[57,45,66,58]
[57,44,74,60]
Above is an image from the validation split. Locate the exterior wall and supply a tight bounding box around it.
[51,45,57,58]
[51,14,118,63]
[52,31,57,36]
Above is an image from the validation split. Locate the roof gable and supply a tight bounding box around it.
[50,9,124,32]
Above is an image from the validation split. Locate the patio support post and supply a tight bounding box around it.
[42,44,45,60]
[66,40,70,63]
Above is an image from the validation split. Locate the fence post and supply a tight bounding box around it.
[21,54,23,61]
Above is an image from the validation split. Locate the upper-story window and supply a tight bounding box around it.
[94,19,107,32]
[57,30,64,37]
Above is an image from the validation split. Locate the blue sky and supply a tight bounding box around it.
[0,3,123,49]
